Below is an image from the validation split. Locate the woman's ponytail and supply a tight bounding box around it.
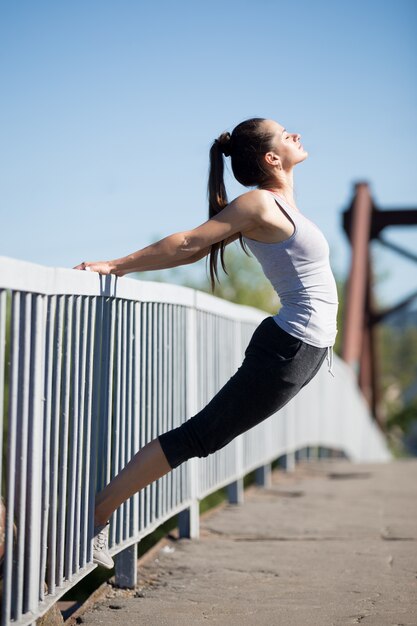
[206,119,274,292]
[207,132,233,292]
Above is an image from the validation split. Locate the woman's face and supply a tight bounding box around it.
[264,119,308,169]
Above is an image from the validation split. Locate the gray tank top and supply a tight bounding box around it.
[242,191,339,349]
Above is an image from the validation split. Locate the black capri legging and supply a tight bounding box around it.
[158,316,328,470]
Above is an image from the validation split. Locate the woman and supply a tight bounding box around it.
[74,117,339,569]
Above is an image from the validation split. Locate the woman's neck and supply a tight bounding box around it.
[259,171,296,209]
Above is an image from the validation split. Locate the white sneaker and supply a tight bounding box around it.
[93,521,114,569]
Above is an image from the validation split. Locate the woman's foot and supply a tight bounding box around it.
[92,521,114,569]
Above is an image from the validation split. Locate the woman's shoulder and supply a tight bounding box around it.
[233,189,298,243]
[232,188,273,211]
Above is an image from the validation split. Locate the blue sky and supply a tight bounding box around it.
[1,0,416,307]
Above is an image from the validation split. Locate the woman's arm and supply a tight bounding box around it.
[110,233,240,275]
[177,233,240,267]
[73,191,263,275]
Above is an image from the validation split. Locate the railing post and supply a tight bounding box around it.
[297,447,308,462]
[27,294,45,613]
[227,320,245,505]
[178,302,200,539]
[318,446,330,458]
[308,445,319,461]
[281,451,296,472]
[255,462,272,488]
[178,492,199,539]
[227,474,244,504]
[227,428,245,504]
[114,543,137,588]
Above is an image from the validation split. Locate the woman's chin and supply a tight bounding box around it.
[296,151,308,164]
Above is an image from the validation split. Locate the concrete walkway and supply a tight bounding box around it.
[71,459,417,626]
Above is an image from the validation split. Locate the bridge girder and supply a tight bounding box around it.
[341,182,417,429]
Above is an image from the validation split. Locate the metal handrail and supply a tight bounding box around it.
[0,256,391,625]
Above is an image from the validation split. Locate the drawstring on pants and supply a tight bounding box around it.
[326,346,335,377]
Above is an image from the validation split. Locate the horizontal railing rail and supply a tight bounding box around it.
[0,256,391,625]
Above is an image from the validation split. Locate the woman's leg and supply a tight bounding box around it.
[94,438,171,526]
[94,317,326,525]
[93,319,279,525]
[157,318,326,469]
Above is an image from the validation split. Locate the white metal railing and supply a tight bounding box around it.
[0,255,391,625]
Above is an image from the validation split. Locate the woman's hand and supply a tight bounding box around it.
[73,261,125,276]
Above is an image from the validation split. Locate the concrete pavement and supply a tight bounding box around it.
[69,458,417,626]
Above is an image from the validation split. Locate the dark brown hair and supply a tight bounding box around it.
[207,117,277,292]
